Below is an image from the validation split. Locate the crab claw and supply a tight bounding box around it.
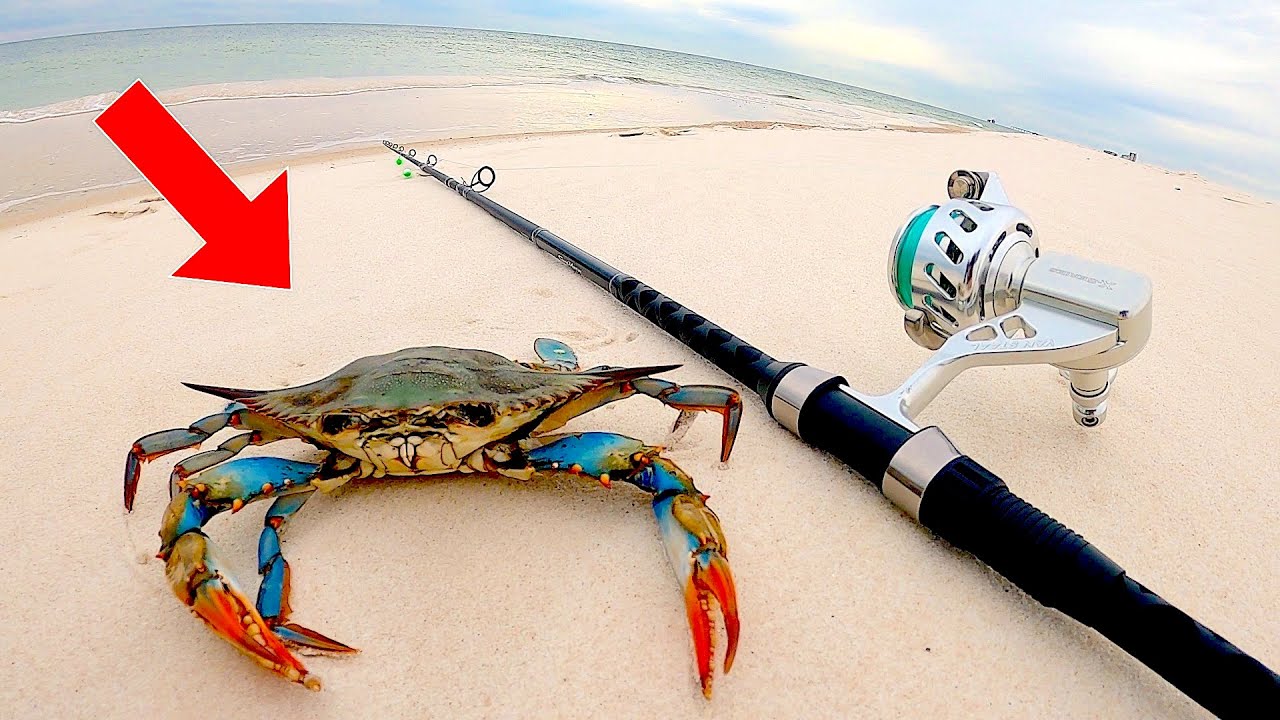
[654,483,739,698]
[166,532,321,690]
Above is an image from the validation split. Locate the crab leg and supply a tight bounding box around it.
[257,491,357,654]
[125,411,233,511]
[524,432,739,697]
[158,457,333,690]
[529,373,744,463]
[631,379,743,462]
[168,431,278,500]
[125,402,295,511]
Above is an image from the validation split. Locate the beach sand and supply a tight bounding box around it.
[1,123,1276,719]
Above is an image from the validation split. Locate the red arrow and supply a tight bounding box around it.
[95,80,290,288]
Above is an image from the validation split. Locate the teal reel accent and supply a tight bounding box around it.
[892,206,938,309]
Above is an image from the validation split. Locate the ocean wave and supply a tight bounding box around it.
[0,72,958,133]
[0,92,123,123]
[0,76,570,125]
[568,73,670,86]
[0,179,142,213]
[566,73,740,97]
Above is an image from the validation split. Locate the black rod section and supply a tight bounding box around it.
[385,140,1279,717]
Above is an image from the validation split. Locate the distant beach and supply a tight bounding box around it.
[0,24,1006,220]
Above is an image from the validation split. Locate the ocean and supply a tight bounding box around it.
[0,23,994,128]
[0,24,1008,215]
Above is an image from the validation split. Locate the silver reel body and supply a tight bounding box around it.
[865,171,1152,429]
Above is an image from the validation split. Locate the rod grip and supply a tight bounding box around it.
[608,274,795,400]
[919,456,1280,718]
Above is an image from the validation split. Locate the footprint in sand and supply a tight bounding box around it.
[454,316,637,354]
[551,316,638,352]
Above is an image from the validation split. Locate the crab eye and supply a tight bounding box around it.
[441,403,496,427]
[411,413,447,428]
[320,413,367,435]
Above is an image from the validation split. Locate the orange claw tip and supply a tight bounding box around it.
[680,548,742,696]
[170,539,311,687]
[683,552,740,697]
[683,580,714,698]
[189,581,311,685]
[718,407,741,463]
[702,553,739,674]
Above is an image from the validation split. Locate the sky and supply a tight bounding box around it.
[3,1,1277,197]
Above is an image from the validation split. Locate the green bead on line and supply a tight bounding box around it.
[395,157,403,165]
[403,171,412,178]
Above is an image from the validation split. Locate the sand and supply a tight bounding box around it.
[0,123,1276,719]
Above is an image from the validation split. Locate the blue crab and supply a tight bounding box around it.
[124,339,742,696]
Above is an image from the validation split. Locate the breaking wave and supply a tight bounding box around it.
[0,76,569,124]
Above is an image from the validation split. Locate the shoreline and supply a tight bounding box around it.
[6,116,1269,233]
[6,76,1268,228]
[0,75,572,124]
[0,103,970,229]
[10,118,1273,233]
[0,76,970,221]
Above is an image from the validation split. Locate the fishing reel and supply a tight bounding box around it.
[870,170,1152,428]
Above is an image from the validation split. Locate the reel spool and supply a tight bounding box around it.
[867,170,1152,428]
[889,171,1038,343]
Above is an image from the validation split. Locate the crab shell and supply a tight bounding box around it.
[187,347,677,479]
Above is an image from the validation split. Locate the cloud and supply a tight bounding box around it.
[646,0,1279,196]
[768,18,1017,90]
[969,7,1279,196]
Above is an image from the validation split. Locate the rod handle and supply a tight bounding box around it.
[919,456,1280,718]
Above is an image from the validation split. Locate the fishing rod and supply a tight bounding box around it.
[383,140,1278,717]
